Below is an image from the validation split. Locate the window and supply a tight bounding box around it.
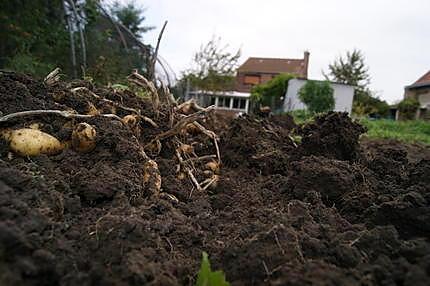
[233,98,240,109]
[239,99,246,109]
[210,97,216,106]
[217,97,231,108]
[244,75,260,85]
[232,98,247,110]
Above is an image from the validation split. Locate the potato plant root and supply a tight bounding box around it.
[1,72,430,285]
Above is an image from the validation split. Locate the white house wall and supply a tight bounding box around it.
[284,79,354,114]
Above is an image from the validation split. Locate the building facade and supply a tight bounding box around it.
[185,52,310,114]
[235,51,310,92]
[283,79,354,114]
[404,70,430,120]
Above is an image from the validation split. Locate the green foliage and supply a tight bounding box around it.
[196,252,229,286]
[6,53,55,76]
[111,1,155,37]
[0,0,69,76]
[298,80,335,113]
[325,49,389,116]
[179,36,241,92]
[397,97,420,120]
[251,73,295,107]
[0,0,153,83]
[183,72,236,92]
[352,89,390,117]
[286,109,314,124]
[325,50,370,88]
[361,119,430,145]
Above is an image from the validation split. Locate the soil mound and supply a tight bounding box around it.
[299,112,366,161]
[1,72,429,285]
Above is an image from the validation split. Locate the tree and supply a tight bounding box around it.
[325,49,389,116]
[298,80,335,113]
[84,0,154,83]
[180,36,241,92]
[325,50,370,90]
[0,0,153,83]
[398,97,420,120]
[0,0,69,76]
[250,73,295,108]
[111,1,154,37]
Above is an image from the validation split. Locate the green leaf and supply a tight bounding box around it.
[196,252,230,286]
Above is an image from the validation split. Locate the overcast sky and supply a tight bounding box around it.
[136,0,429,103]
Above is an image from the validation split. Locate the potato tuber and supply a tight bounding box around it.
[177,144,194,155]
[185,123,200,135]
[143,160,161,195]
[72,123,97,153]
[122,114,138,126]
[205,161,220,175]
[86,102,100,116]
[1,128,64,156]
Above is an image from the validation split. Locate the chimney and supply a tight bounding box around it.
[303,51,310,79]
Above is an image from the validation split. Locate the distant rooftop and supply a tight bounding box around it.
[407,70,430,89]
[237,52,309,77]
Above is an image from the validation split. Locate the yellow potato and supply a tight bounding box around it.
[86,102,100,116]
[178,144,194,155]
[72,123,97,153]
[143,160,161,194]
[185,123,200,135]
[1,128,64,156]
[205,161,220,175]
[121,114,139,127]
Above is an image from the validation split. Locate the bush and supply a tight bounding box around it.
[251,73,295,108]
[398,97,420,120]
[287,109,314,124]
[352,90,390,117]
[298,80,335,113]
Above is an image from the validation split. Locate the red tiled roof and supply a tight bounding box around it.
[414,70,430,85]
[237,57,306,76]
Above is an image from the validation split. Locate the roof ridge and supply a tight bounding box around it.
[246,57,303,61]
[415,70,430,84]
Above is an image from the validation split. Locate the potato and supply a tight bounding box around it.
[122,114,139,127]
[72,123,97,153]
[185,123,200,135]
[178,144,194,155]
[177,172,186,180]
[205,161,220,175]
[87,102,100,116]
[143,159,161,194]
[1,128,64,156]
[178,103,193,115]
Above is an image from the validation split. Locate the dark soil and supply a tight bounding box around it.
[1,71,429,286]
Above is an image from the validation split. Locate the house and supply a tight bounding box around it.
[235,51,310,92]
[186,90,250,114]
[185,51,355,115]
[186,52,310,114]
[283,79,354,114]
[404,70,430,119]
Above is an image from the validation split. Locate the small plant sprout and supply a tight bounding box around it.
[196,252,229,286]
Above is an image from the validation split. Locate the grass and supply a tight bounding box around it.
[287,110,430,145]
[360,119,430,145]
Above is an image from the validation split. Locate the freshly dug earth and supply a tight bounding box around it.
[1,72,430,286]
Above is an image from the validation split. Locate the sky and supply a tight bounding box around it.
[134,0,429,103]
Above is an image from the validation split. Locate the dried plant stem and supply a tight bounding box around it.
[175,148,202,191]
[128,71,160,115]
[0,110,122,123]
